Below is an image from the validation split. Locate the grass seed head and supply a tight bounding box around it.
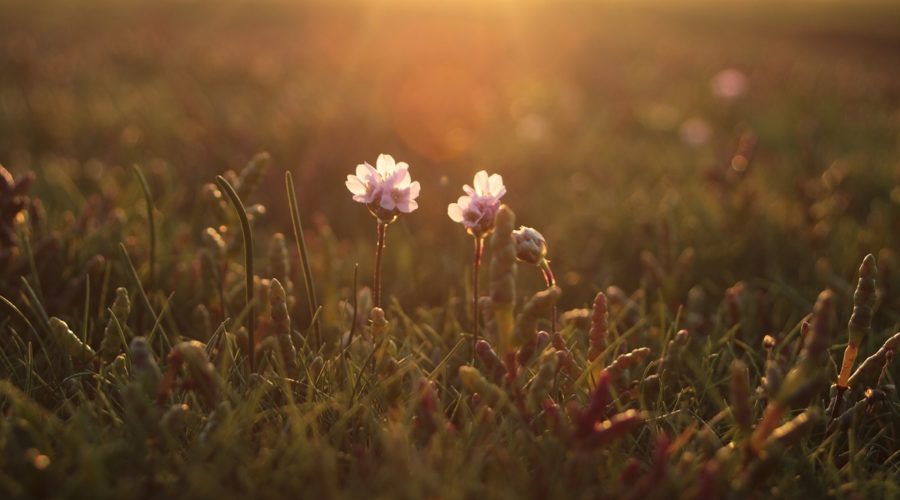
[49,317,95,363]
[588,292,609,361]
[99,287,131,362]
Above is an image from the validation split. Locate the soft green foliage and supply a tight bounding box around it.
[1,0,900,498]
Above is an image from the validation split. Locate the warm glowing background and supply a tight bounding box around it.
[2,0,899,309]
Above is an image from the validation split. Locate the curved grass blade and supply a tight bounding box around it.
[215,175,256,374]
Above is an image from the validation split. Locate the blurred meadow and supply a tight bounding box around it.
[1,0,900,498]
[4,0,899,308]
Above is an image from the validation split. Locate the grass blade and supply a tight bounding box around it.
[285,170,321,349]
[215,175,256,374]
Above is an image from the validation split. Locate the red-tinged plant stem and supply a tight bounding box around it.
[540,260,558,334]
[473,236,485,361]
[373,221,387,309]
[832,343,859,419]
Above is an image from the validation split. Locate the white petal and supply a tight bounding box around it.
[376,154,395,174]
[346,176,368,195]
[399,199,418,213]
[447,203,464,222]
[395,161,410,171]
[488,174,504,195]
[457,195,471,209]
[473,170,489,195]
[355,164,371,179]
[408,181,420,199]
[392,169,411,189]
[462,184,475,197]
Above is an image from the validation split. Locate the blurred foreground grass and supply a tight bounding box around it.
[1,0,899,498]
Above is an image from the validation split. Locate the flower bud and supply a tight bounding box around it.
[512,226,548,266]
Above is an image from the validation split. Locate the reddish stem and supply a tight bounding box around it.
[473,236,484,360]
[541,260,558,333]
[373,221,387,308]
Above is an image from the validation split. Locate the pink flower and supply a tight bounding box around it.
[447,170,506,237]
[346,154,420,220]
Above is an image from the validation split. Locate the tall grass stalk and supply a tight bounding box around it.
[215,175,256,374]
[285,171,321,348]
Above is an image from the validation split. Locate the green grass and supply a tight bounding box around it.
[1,0,899,498]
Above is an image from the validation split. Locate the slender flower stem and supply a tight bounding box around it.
[373,221,387,308]
[540,260,558,334]
[473,236,485,360]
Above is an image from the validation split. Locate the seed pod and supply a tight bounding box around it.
[752,290,833,451]
[575,371,612,438]
[369,307,390,363]
[837,255,877,388]
[730,360,753,437]
[370,307,388,337]
[235,152,271,199]
[848,254,877,346]
[764,408,820,450]
[660,329,690,377]
[848,331,900,391]
[269,279,298,377]
[192,304,212,341]
[165,341,218,406]
[99,288,131,362]
[489,205,516,353]
[512,286,561,348]
[129,336,161,398]
[777,290,834,406]
[800,290,834,363]
[103,353,128,381]
[475,340,506,384]
[269,233,291,287]
[838,256,877,388]
[604,347,652,385]
[414,378,441,436]
[560,308,591,330]
[527,350,559,412]
[581,409,645,449]
[49,317,95,363]
[459,365,510,410]
[588,292,609,361]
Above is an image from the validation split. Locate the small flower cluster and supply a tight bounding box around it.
[447,170,507,238]
[345,154,420,222]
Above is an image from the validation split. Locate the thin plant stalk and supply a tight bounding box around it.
[132,165,156,335]
[540,260,557,333]
[373,221,387,308]
[285,171,321,348]
[215,175,256,374]
[473,236,484,360]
